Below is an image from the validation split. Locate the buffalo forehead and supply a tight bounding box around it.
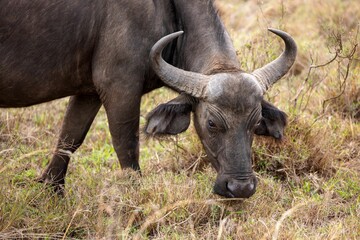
[207,76,262,113]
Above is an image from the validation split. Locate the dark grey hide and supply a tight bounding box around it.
[0,0,296,198]
[255,100,287,140]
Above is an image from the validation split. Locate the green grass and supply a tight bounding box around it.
[1,0,359,239]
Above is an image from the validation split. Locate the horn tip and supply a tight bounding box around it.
[174,31,184,36]
[267,28,284,36]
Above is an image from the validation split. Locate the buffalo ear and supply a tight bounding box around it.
[145,102,192,136]
[254,118,268,136]
[255,100,287,140]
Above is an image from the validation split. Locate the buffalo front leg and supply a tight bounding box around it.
[101,85,141,171]
[38,94,101,192]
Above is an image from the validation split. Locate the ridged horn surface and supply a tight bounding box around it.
[252,28,297,92]
[150,31,210,98]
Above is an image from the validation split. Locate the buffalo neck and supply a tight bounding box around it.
[172,0,241,75]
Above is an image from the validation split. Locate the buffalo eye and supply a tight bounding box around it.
[253,118,263,133]
[255,119,262,127]
[208,119,216,129]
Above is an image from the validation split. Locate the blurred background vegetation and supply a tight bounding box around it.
[0,0,359,239]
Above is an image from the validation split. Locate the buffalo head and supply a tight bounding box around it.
[146,29,297,198]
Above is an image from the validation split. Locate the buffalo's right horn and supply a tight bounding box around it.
[252,28,297,92]
[150,31,210,98]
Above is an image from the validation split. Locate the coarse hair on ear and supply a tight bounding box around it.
[261,100,287,126]
[255,100,288,140]
[145,102,192,137]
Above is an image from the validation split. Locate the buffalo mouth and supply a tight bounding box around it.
[213,174,258,198]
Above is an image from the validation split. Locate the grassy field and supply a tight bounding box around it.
[1,0,359,239]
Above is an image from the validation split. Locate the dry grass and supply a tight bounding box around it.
[1,0,359,239]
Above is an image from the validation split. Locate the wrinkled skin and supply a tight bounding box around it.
[146,97,287,141]
[192,74,262,197]
[1,0,296,198]
[146,79,287,198]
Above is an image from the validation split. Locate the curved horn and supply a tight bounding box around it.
[150,31,210,98]
[252,28,297,92]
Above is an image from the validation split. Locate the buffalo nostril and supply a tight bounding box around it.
[213,175,258,198]
[247,182,255,192]
[226,178,257,198]
[226,181,238,194]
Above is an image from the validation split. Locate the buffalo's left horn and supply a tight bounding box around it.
[150,31,210,98]
[252,28,297,92]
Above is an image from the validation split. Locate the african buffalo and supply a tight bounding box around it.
[0,0,296,198]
